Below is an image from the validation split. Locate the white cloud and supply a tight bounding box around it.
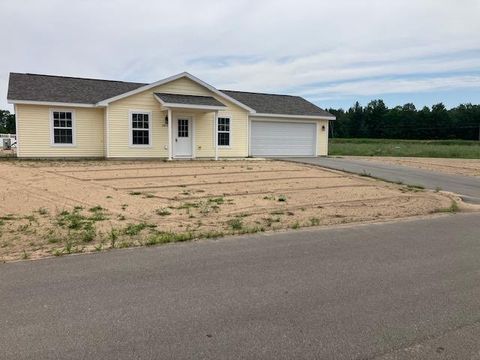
[303,75,480,101]
[1,0,480,110]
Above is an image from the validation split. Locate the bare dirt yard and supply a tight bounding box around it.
[0,159,455,262]
[348,156,480,177]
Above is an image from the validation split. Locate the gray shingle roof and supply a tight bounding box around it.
[221,90,333,117]
[155,93,226,107]
[7,72,334,118]
[7,73,146,104]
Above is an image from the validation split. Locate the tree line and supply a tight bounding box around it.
[327,100,480,140]
[0,110,15,134]
[2,102,480,140]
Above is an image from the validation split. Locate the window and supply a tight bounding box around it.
[217,117,230,146]
[131,112,151,146]
[52,111,74,145]
[178,119,189,137]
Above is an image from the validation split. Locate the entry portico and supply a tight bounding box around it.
[154,92,227,160]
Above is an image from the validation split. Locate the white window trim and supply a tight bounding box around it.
[50,109,76,147]
[216,115,232,148]
[129,110,153,148]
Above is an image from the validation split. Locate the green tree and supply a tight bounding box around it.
[430,103,450,139]
[348,102,367,138]
[0,110,15,134]
[327,100,479,140]
[364,100,388,138]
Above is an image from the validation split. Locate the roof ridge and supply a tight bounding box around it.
[221,89,300,98]
[12,72,147,85]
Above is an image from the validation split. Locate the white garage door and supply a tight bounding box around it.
[250,120,316,156]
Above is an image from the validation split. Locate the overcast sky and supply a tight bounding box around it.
[1,0,480,111]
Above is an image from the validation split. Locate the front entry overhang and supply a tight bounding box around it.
[154,94,226,161]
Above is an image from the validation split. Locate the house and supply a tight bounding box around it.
[7,72,335,159]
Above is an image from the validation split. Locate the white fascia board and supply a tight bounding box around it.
[98,72,256,113]
[8,99,99,108]
[165,104,227,111]
[252,113,336,120]
[154,95,226,111]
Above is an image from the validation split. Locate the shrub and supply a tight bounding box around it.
[227,218,243,230]
[124,223,148,236]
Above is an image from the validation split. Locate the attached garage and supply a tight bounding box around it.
[250,120,316,156]
[222,90,335,157]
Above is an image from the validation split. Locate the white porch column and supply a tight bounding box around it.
[167,108,172,160]
[214,110,219,161]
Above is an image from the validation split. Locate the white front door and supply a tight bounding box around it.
[173,117,193,157]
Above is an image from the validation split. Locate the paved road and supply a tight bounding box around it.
[283,157,480,204]
[2,213,480,359]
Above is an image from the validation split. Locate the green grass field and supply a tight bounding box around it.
[329,138,480,159]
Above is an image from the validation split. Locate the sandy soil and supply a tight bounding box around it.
[347,156,480,177]
[0,149,16,158]
[0,159,454,262]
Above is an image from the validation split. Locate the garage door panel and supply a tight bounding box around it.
[251,121,316,156]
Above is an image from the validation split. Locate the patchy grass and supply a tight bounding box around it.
[227,218,243,230]
[402,184,426,193]
[123,223,150,236]
[37,207,49,216]
[145,231,194,246]
[330,138,480,159]
[208,197,225,205]
[177,202,200,210]
[291,221,300,229]
[0,158,455,261]
[436,200,460,213]
[56,209,87,230]
[88,206,109,221]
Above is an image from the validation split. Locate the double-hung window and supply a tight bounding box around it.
[130,112,151,146]
[217,117,230,147]
[51,110,74,145]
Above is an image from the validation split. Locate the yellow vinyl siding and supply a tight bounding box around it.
[16,104,104,158]
[193,110,249,158]
[156,77,214,96]
[107,77,249,158]
[317,120,329,156]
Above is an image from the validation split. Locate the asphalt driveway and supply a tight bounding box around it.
[283,157,480,204]
[1,213,480,359]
